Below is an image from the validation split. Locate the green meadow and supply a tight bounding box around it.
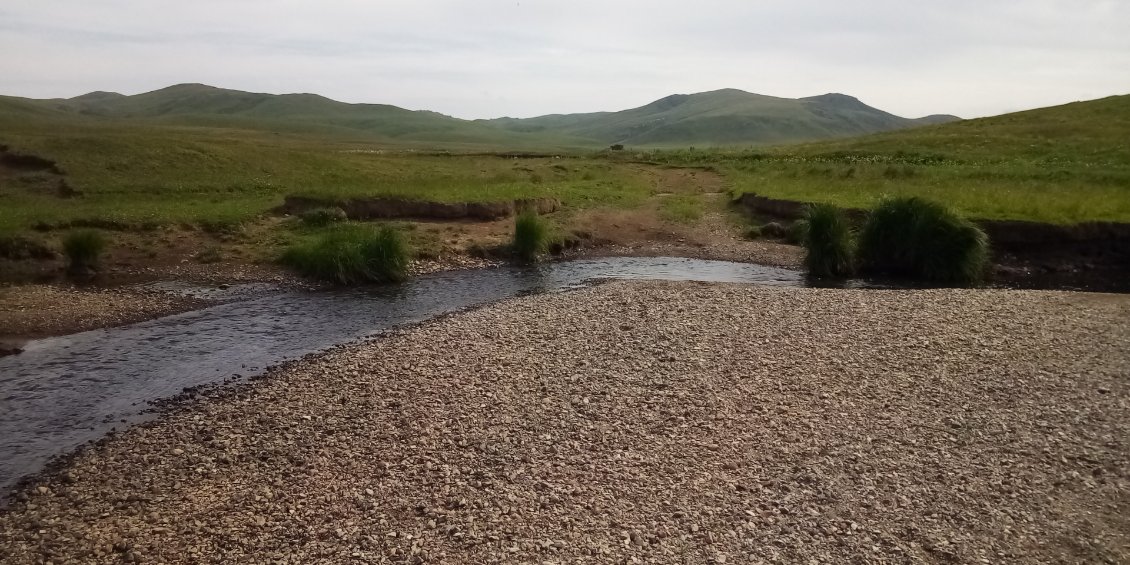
[636,95,1130,224]
[1,92,1128,239]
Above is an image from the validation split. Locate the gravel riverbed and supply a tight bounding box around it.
[1,281,1127,564]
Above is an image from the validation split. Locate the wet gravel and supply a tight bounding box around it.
[0,285,209,341]
[1,281,1127,564]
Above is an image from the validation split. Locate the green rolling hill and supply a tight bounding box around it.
[484,88,959,146]
[1,84,958,148]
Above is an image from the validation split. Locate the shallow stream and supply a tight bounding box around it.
[0,257,837,490]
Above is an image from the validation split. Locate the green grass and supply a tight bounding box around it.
[803,204,854,278]
[659,194,704,223]
[512,211,550,262]
[299,207,347,227]
[62,229,107,271]
[280,224,409,284]
[634,95,1130,224]
[0,120,651,235]
[857,197,988,285]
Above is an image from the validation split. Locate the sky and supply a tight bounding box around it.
[2,1,1128,120]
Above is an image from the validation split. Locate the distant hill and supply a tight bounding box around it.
[1,84,959,148]
[784,93,1130,164]
[483,88,960,146]
[13,83,573,146]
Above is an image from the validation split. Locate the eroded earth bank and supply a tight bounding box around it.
[1,281,1128,564]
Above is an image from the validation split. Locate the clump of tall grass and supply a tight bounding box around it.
[857,196,988,285]
[802,204,855,278]
[786,219,809,244]
[62,229,107,273]
[299,207,347,227]
[280,224,409,284]
[512,210,550,262]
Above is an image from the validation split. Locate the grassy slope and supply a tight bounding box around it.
[486,89,958,146]
[23,84,592,148]
[0,103,649,234]
[642,95,1130,224]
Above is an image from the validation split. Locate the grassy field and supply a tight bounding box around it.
[633,95,1130,224]
[1,93,1127,245]
[0,122,650,235]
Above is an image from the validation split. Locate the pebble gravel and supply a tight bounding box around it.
[1,281,1127,564]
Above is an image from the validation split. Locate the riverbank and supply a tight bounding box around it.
[0,285,212,355]
[2,281,1126,563]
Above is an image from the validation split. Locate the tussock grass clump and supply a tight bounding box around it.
[858,196,988,285]
[786,219,809,244]
[62,229,107,272]
[300,207,347,227]
[512,210,550,263]
[281,224,409,284]
[803,204,855,278]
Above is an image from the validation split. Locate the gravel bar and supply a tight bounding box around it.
[2,281,1128,564]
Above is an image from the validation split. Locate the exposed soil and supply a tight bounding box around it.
[2,281,1126,564]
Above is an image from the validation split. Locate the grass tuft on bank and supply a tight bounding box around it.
[803,204,854,278]
[62,229,106,272]
[512,211,550,263]
[280,224,409,284]
[858,197,988,285]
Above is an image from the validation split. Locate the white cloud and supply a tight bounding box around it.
[1,0,1127,118]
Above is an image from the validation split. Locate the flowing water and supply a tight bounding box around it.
[0,257,819,489]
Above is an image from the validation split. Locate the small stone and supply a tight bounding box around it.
[172,448,184,455]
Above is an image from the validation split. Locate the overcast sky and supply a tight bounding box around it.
[2,1,1128,119]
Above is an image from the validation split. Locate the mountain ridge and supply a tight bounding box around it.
[3,84,961,147]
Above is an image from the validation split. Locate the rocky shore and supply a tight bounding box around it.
[0,285,211,353]
[1,281,1127,563]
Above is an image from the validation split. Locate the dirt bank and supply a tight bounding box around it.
[736,192,1130,273]
[2,281,1126,564]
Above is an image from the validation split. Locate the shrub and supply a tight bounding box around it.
[62,230,107,272]
[280,224,409,284]
[858,196,988,285]
[803,204,855,278]
[744,225,762,240]
[512,210,550,262]
[300,207,347,227]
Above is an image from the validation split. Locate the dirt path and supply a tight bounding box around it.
[570,166,803,267]
[2,281,1127,564]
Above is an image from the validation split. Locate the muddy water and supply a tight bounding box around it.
[0,257,810,490]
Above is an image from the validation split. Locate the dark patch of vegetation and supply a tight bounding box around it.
[281,225,409,284]
[62,229,107,272]
[512,211,550,262]
[857,197,988,285]
[0,235,56,260]
[786,219,809,244]
[299,207,348,227]
[744,225,762,240]
[803,204,855,278]
[756,221,788,239]
[199,219,243,236]
[195,246,223,264]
